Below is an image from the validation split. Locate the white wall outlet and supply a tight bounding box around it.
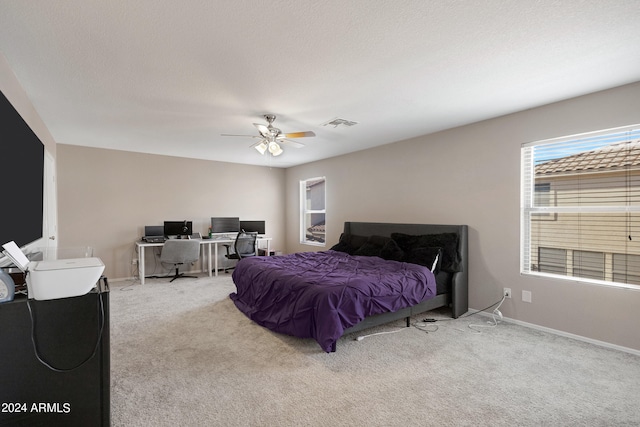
[131,258,138,265]
[503,288,512,298]
[522,290,532,303]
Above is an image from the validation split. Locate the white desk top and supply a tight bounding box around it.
[136,236,272,284]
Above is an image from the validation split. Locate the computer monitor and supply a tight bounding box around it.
[144,225,164,237]
[240,220,265,235]
[211,217,240,233]
[164,221,193,237]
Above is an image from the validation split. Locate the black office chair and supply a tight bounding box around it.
[160,239,201,282]
[224,231,258,273]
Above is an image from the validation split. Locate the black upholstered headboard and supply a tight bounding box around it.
[343,222,468,318]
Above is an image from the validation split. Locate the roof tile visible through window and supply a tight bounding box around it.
[536,140,640,175]
[309,222,325,233]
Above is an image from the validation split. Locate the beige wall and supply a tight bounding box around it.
[56,145,286,279]
[286,82,640,352]
[0,55,56,156]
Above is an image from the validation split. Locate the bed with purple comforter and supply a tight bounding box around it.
[230,222,468,352]
[230,250,436,352]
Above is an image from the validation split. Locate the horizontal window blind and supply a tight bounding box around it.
[521,125,640,288]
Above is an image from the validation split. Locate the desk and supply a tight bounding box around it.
[136,237,271,285]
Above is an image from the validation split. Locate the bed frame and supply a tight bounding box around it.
[331,221,468,351]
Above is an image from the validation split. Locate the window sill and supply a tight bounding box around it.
[300,241,326,248]
[521,271,640,291]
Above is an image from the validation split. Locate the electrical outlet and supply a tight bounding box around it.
[131,258,138,265]
[503,288,512,298]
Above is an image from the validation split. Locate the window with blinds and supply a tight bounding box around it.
[521,124,640,289]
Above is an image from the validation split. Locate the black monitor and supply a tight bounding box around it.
[211,217,240,233]
[164,221,193,237]
[240,220,265,235]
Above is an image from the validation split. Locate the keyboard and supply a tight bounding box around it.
[143,237,166,243]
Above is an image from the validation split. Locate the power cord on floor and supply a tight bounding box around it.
[355,327,407,341]
[354,295,508,342]
[413,321,439,334]
[421,295,507,333]
[422,295,506,323]
[468,295,505,332]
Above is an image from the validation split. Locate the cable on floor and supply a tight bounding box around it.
[468,295,505,332]
[421,295,507,333]
[413,321,439,334]
[354,327,407,341]
[354,295,508,342]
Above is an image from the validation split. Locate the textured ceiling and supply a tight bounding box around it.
[1,0,639,167]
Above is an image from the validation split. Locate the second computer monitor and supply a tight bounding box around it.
[240,220,265,235]
[211,217,240,233]
[164,221,193,237]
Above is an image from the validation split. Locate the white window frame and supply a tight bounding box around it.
[521,124,640,290]
[300,177,326,246]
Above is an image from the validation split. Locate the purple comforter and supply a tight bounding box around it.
[229,250,436,352]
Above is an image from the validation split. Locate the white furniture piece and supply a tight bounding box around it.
[135,237,271,285]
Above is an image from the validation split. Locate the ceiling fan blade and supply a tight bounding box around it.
[253,123,270,137]
[283,131,315,138]
[280,139,305,148]
[221,133,261,138]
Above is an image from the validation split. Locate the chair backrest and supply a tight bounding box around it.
[234,231,258,258]
[160,239,200,264]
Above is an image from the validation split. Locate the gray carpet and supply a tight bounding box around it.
[110,275,640,426]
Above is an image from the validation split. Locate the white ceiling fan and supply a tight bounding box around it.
[222,114,315,156]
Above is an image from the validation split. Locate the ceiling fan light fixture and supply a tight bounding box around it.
[268,141,283,156]
[255,141,268,155]
[226,115,314,158]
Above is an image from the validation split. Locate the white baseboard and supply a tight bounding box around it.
[477,311,640,357]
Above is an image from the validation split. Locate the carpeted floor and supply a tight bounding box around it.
[109,275,640,426]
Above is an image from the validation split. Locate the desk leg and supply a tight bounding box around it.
[208,243,212,277]
[139,245,145,285]
[214,243,219,277]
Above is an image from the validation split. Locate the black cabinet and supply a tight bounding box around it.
[0,279,110,426]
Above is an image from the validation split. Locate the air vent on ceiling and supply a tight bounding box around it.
[321,118,359,128]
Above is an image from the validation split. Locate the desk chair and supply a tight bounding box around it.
[160,239,200,282]
[224,231,258,273]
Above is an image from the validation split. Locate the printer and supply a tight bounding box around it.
[2,241,104,301]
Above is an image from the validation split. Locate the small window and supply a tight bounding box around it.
[300,177,325,245]
[534,183,551,207]
[538,247,567,274]
[612,253,640,285]
[533,183,554,219]
[572,250,604,280]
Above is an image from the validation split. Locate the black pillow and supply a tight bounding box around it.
[390,232,462,272]
[329,233,351,253]
[329,233,369,255]
[353,241,382,257]
[380,239,404,261]
[353,235,392,257]
[403,246,442,273]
